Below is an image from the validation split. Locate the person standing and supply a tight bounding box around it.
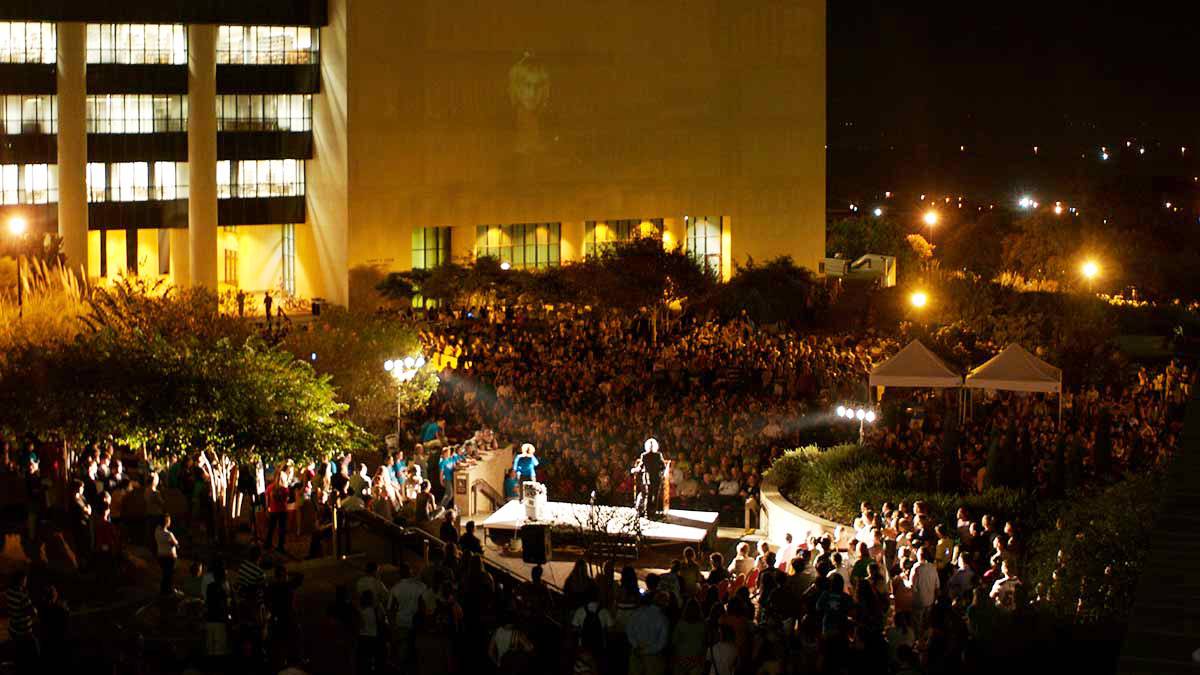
[637,438,666,518]
[265,471,289,553]
[155,514,179,596]
[908,547,940,631]
[263,292,273,325]
[6,572,38,669]
[513,443,539,483]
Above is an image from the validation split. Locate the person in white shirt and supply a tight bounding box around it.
[726,542,755,577]
[777,533,798,567]
[907,548,940,630]
[356,561,391,613]
[989,561,1020,608]
[717,475,740,497]
[155,514,180,596]
[389,562,427,664]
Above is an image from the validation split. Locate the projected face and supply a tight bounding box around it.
[508,54,550,113]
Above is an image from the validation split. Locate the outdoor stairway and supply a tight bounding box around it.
[1118,397,1200,673]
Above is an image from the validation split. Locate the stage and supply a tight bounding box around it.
[480,499,719,549]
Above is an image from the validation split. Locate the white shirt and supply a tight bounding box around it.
[155,525,178,558]
[571,602,615,631]
[718,479,740,496]
[389,577,427,628]
[356,576,390,613]
[908,561,940,608]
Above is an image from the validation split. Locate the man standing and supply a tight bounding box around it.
[265,471,290,553]
[438,447,464,509]
[6,572,38,668]
[156,514,179,596]
[388,563,426,666]
[625,591,670,675]
[908,547,940,630]
[637,438,666,518]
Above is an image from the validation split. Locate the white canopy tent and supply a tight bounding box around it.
[869,340,963,389]
[965,344,1063,423]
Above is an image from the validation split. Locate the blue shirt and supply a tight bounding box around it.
[513,455,539,481]
[439,454,461,485]
[625,605,669,655]
[391,460,407,482]
[420,422,441,442]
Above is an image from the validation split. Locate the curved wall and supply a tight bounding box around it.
[759,477,850,548]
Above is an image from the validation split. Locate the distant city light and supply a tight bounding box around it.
[873,207,883,217]
[885,191,892,198]
[1033,145,1039,154]
[1139,147,1145,155]
[1053,204,1063,215]
[1165,202,1172,209]
[1018,196,1034,209]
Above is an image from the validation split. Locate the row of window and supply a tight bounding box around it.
[86,161,188,202]
[475,223,563,269]
[0,22,55,64]
[0,164,56,205]
[217,26,318,65]
[447,218,722,271]
[216,95,311,132]
[217,159,304,199]
[87,24,187,65]
[583,218,664,257]
[0,22,319,66]
[0,95,56,135]
[86,94,188,134]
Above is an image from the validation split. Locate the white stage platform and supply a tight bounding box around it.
[481,499,719,547]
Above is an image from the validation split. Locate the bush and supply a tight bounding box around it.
[765,444,1029,527]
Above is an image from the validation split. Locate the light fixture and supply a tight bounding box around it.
[7,216,27,237]
[865,411,876,423]
[1081,260,1099,280]
[910,290,929,309]
[855,409,866,421]
[384,359,394,372]
[873,207,883,217]
[836,405,847,418]
[922,210,938,226]
[500,261,511,271]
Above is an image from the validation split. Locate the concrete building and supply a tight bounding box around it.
[0,1,824,309]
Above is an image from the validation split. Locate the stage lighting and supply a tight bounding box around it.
[836,405,847,418]
[865,411,876,423]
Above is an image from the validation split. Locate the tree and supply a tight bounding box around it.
[709,256,827,326]
[281,308,437,436]
[584,236,717,343]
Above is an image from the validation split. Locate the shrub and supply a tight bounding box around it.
[765,444,1029,527]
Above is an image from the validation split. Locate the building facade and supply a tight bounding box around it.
[0,0,824,308]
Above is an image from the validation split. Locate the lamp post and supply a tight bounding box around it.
[384,354,426,442]
[836,405,877,444]
[7,216,27,319]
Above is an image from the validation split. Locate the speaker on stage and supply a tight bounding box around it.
[520,523,551,564]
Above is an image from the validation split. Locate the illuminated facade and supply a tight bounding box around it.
[0,0,825,307]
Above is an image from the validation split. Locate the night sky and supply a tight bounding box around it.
[828,1,1200,205]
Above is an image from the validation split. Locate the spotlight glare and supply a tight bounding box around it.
[865,411,876,423]
[384,360,394,372]
[836,405,846,418]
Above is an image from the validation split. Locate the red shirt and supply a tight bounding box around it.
[267,483,289,513]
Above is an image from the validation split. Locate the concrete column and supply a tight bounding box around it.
[170,228,191,284]
[55,22,87,276]
[187,24,219,289]
[309,0,350,304]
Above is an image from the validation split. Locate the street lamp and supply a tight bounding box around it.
[384,353,427,441]
[836,405,877,443]
[1081,260,1100,294]
[909,290,929,309]
[6,216,27,319]
[922,210,938,247]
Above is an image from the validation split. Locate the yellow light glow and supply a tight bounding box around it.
[910,290,929,308]
[922,210,939,226]
[1081,260,1099,280]
[7,216,27,237]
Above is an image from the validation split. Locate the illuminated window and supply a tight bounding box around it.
[584,218,663,257]
[475,223,561,269]
[0,95,56,134]
[86,161,188,202]
[217,26,318,65]
[0,164,58,204]
[216,159,305,198]
[281,224,296,295]
[86,24,187,64]
[223,248,239,285]
[216,94,311,131]
[685,216,722,273]
[0,22,55,64]
[412,227,451,270]
[87,95,187,133]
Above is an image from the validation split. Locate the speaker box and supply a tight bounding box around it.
[520,523,551,564]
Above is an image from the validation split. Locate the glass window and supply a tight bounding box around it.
[474,223,561,269]
[281,224,296,295]
[86,161,188,202]
[583,218,663,257]
[412,227,451,270]
[0,95,57,135]
[0,23,55,64]
[87,95,187,133]
[0,164,58,204]
[216,94,311,131]
[86,24,187,64]
[217,26,319,65]
[685,216,722,273]
[223,248,239,285]
[217,159,306,198]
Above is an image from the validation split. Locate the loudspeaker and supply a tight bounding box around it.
[520,524,551,564]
